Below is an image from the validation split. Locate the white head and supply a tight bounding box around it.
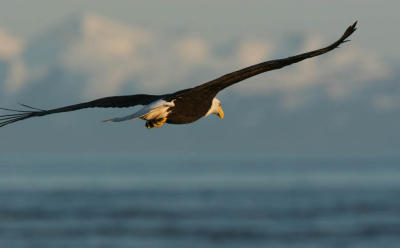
[205,98,224,119]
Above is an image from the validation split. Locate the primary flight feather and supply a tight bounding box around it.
[0,22,357,129]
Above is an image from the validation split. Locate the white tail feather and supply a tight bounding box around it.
[103,99,174,122]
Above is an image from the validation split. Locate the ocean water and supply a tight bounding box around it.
[0,154,399,248]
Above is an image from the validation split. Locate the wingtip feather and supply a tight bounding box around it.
[335,21,358,48]
[0,107,40,128]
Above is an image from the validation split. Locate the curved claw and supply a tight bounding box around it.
[152,117,167,127]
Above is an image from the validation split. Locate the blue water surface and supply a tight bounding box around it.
[0,154,399,248]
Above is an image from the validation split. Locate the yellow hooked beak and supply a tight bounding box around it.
[217,107,224,120]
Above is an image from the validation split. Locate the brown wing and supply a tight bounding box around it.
[191,21,358,96]
[0,94,167,127]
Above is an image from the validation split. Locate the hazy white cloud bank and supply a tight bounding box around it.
[2,13,395,109]
[233,35,391,98]
[62,14,154,97]
[0,28,27,93]
[59,14,218,97]
[0,29,22,59]
[228,34,393,110]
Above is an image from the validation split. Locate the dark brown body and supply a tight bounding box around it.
[166,93,214,124]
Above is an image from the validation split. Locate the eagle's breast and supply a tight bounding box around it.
[166,94,213,124]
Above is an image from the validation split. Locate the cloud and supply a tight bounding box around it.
[0,28,23,59]
[60,14,217,97]
[5,58,27,92]
[232,35,393,108]
[236,40,273,66]
[0,28,27,93]
[62,14,154,97]
[175,37,209,63]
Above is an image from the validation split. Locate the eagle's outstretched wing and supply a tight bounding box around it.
[0,94,166,127]
[193,21,358,95]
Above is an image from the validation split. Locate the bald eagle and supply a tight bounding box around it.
[0,22,357,129]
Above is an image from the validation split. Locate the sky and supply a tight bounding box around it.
[0,1,399,156]
[0,0,398,58]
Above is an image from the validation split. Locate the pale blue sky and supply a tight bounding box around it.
[0,0,398,58]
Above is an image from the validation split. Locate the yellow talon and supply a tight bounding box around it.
[145,117,166,129]
[152,117,167,127]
